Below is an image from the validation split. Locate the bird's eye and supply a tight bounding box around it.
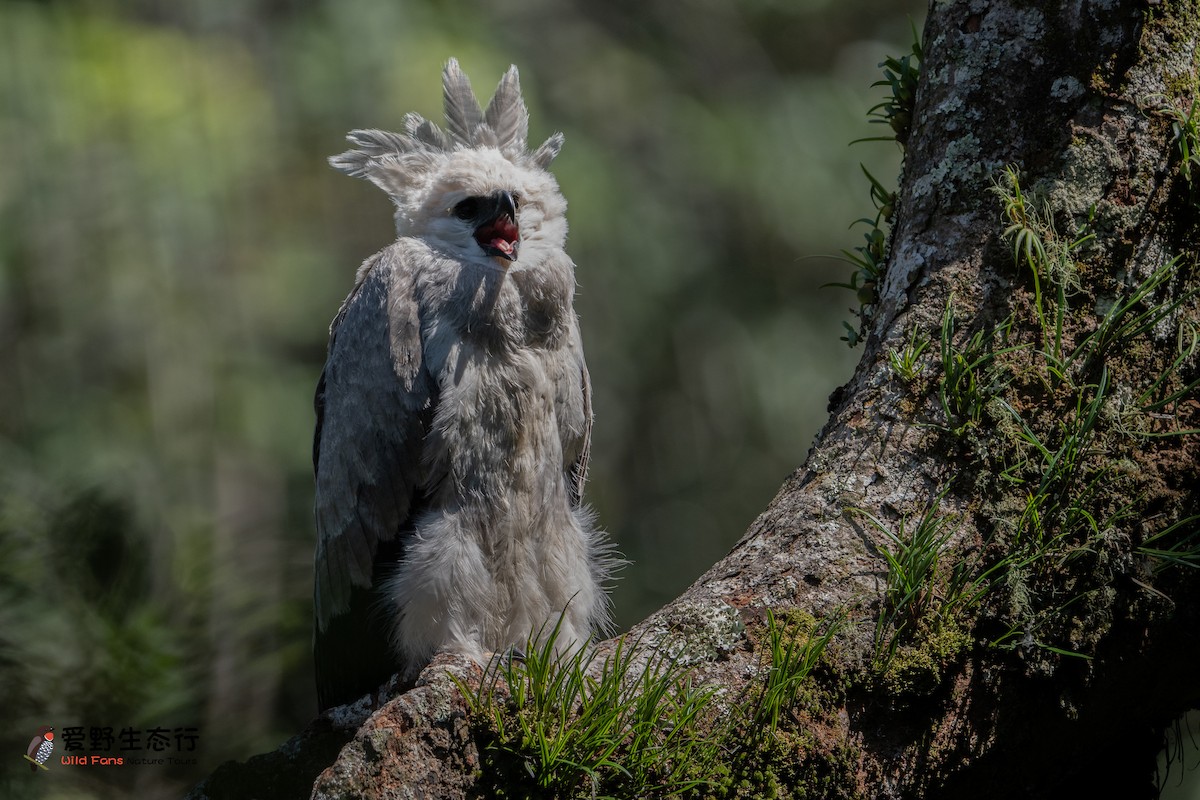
[453,198,479,220]
[511,194,520,211]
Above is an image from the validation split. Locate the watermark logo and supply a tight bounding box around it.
[23,726,54,773]
[21,725,202,774]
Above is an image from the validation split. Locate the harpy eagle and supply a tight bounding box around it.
[313,59,616,711]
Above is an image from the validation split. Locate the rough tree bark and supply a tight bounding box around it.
[189,2,1200,798]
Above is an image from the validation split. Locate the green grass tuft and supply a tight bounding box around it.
[459,621,723,799]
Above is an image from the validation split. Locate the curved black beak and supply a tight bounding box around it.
[473,190,520,262]
[495,190,517,222]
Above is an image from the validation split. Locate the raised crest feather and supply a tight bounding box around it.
[442,58,486,147]
[485,66,529,156]
[329,58,565,228]
[328,129,411,177]
[532,132,564,169]
[403,113,448,150]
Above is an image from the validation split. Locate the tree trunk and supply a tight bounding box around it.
[189,2,1200,798]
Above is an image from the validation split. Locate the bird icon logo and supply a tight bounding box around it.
[23,726,53,772]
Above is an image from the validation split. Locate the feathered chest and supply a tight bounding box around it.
[421,332,586,507]
[425,258,573,350]
[413,259,588,506]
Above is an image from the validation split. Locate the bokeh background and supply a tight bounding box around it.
[0,0,943,796]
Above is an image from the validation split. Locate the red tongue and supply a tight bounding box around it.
[478,215,519,255]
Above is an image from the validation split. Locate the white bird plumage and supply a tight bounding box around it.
[313,59,616,711]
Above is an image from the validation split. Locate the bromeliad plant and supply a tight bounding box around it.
[991,166,1095,384]
[833,24,923,347]
[888,323,932,383]
[855,20,924,147]
[829,166,895,346]
[937,297,1023,435]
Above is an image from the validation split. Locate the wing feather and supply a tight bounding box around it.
[566,325,592,508]
[313,244,436,710]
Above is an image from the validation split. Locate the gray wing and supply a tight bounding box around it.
[313,244,435,710]
[565,325,592,508]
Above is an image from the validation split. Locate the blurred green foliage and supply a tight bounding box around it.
[0,0,920,795]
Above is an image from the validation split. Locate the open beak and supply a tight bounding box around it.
[473,190,520,262]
